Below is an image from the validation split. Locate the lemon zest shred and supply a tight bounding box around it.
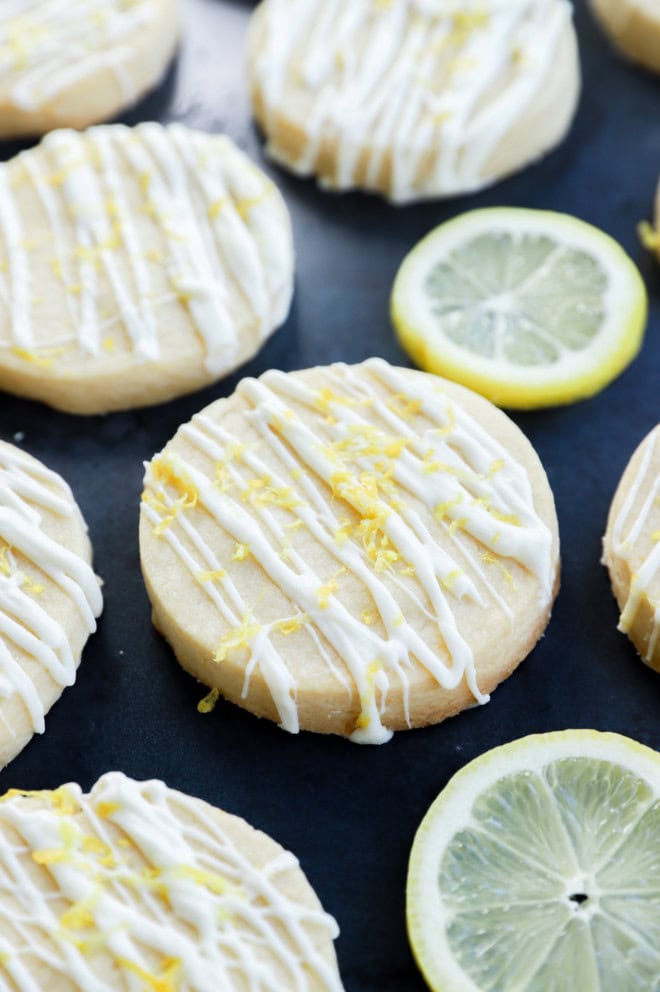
[386,393,422,420]
[488,508,521,526]
[32,847,68,866]
[23,575,46,596]
[197,687,220,714]
[276,614,309,636]
[448,516,468,536]
[196,569,226,583]
[115,956,182,992]
[480,551,515,586]
[172,864,232,896]
[214,615,260,664]
[208,198,227,219]
[12,346,54,368]
[433,494,463,520]
[235,191,268,219]
[441,568,463,591]
[639,220,660,253]
[148,457,198,534]
[0,785,78,816]
[316,567,347,609]
[231,542,251,562]
[60,904,95,930]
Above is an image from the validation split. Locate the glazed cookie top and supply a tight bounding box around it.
[606,424,660,666]
[0,0,171,113]
[0,122,294,412]
[0,441,102,766]
[141,360,559,744]
[0,772,343,991]
[249,0,576,201]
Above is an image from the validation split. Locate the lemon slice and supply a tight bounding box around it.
[391,209,648,409]
[407,730,660,992]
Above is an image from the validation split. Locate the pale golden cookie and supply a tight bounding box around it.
[590,0,660,74]
[0,123,294,414]
[603,425,660,672]
[0,441,102,769]
[140,359,560,744]
[0,772,343,991]
[0,0,180,138]
[248,0,580,203]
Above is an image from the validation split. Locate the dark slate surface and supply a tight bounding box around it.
[0,2,658,990]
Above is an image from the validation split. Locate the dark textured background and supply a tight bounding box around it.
[0,2,658,989]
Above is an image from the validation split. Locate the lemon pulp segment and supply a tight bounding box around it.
[392,208,648,409]
[407,730,660,992]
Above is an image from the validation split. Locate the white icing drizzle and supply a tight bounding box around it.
[0,772,343,991]
[251,0,574,201]
[0,122,293,370]
[611,425,660,665]
[0,0,162,111]
[0,444,102,735]
[142,359,554,744]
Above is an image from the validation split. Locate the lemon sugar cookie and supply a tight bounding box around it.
[248,0,580,203]
[0,441,102,769]
[0,772,344,990]
[140,359,560,744]
[603,425,660,672]
[590,0,660,75]
[0,122,294,414]
[0,0,180,139]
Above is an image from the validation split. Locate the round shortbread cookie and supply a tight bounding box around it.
[0,772,343,990]
[603,425,660,672]
[140,359,560,744]
[0,441,102,769]
[247,0,581,203]
[590,0,660,74]
[0,0,180,138]
[0,122,294,414]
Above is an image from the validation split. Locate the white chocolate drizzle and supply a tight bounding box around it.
[0,444,102,736]
[0,122,293,371]
[0,772,343,991]
[251,0,574,202]
[0,0,163,111]
[142,360,554,744]
[610,425,660,665]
